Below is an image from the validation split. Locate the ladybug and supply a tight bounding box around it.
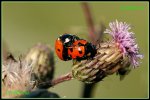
[55,34,80,61]
[68,39,97,60]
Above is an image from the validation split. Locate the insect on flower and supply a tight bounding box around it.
[68,39,97,61]
[55,34,97,61]
[71,20,144,83]
[55,34,80,61]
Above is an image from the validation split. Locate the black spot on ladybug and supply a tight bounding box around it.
[70,48,73,52]
[79,51,82,54]
[57,49,61,52]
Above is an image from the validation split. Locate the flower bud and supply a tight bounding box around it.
[25,43,54,88]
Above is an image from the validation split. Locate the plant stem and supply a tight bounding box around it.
[38,72,73,87]
[81,2,97,98]
[82,83,96,98]
[51,72,73,86]
[81,2,95,43]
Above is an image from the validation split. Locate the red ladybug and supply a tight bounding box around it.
[55,34,80,61]
[68,39,97,60]
[55,34,97,61]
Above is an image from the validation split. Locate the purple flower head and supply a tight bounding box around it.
[104,20,143,68]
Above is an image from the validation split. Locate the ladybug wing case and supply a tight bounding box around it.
[68,46,85,60]
[55,39,71,61]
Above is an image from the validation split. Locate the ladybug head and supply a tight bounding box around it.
[59,34,80,47]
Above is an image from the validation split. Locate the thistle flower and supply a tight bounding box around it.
[25,43,54,89]
[104,20,143,68]
[72,42,130,83]
[71,20,143,83]
[2,55,34,98]
[2,43,55,98]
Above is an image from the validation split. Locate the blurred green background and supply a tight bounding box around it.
[2,1,149,98]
